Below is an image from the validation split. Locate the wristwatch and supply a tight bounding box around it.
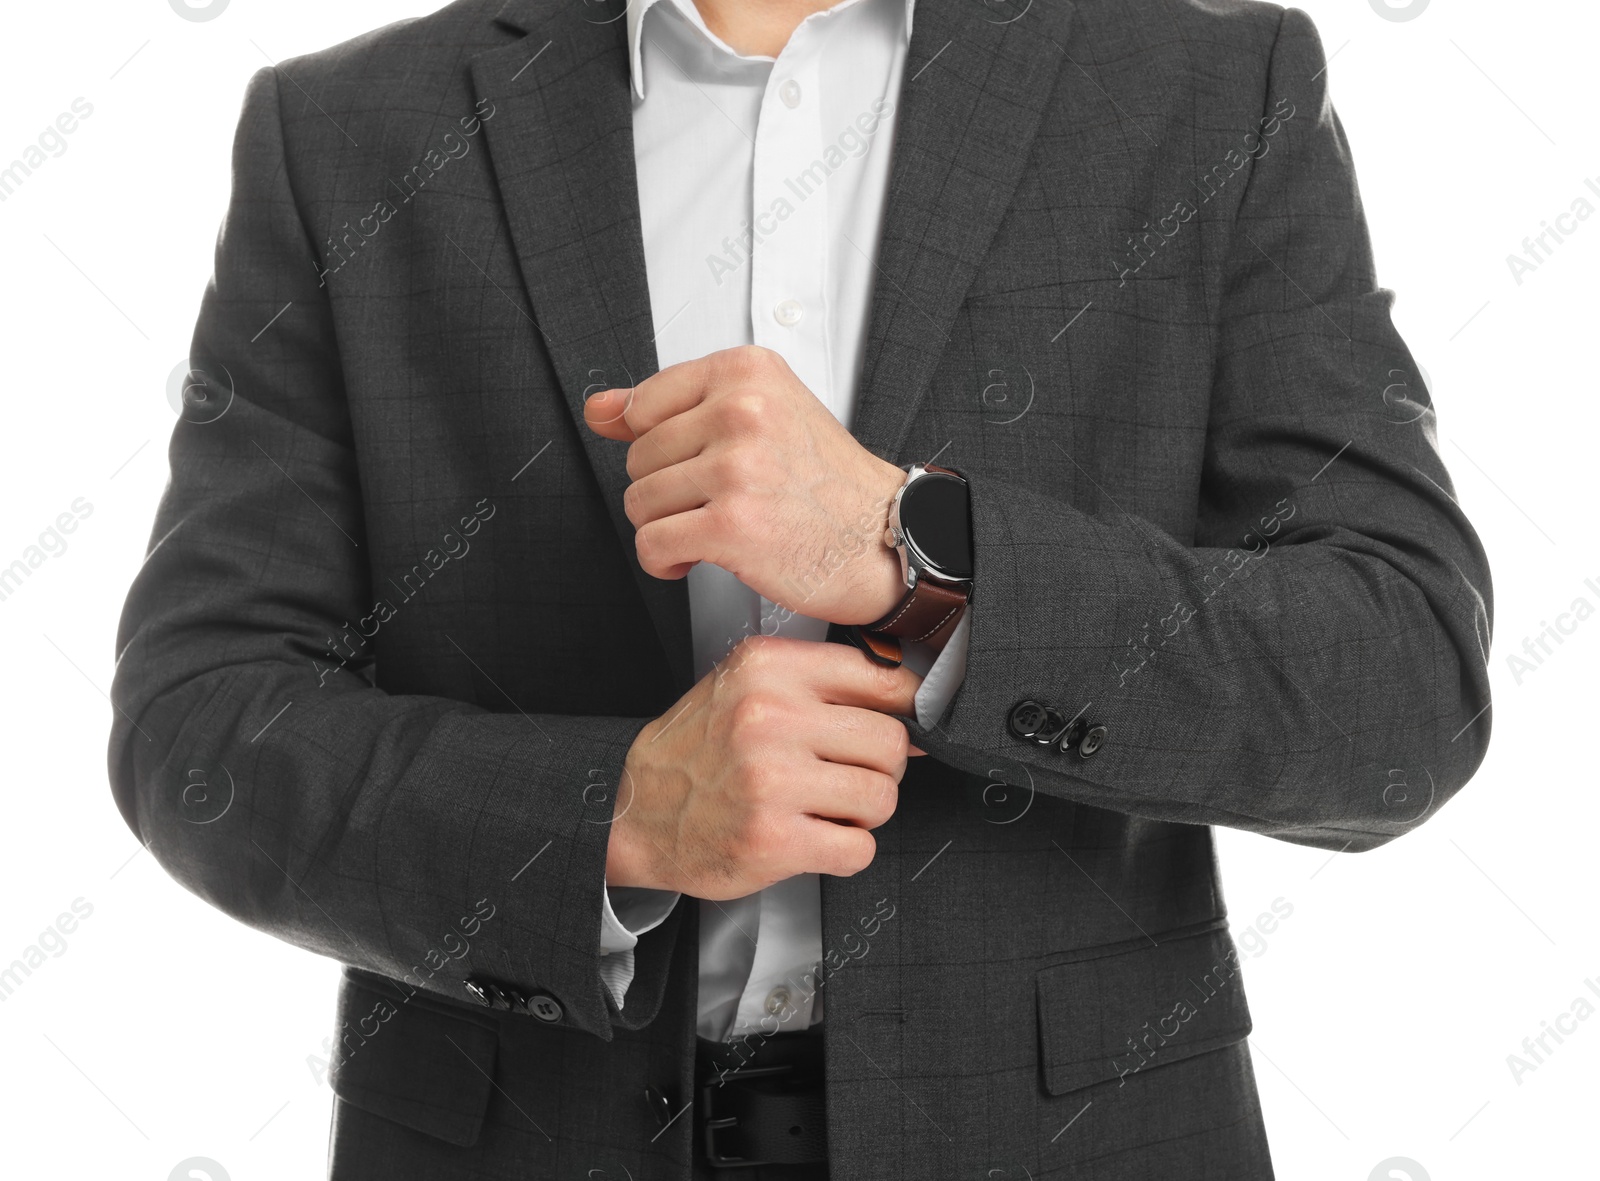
[847,463,973,667]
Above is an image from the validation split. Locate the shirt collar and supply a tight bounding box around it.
[626,0,916,101]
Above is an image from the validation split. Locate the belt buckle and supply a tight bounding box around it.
[698,1060,794,1169]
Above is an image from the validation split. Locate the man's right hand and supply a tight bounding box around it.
[604,635,921,900]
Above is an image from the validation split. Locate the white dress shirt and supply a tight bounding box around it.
[595,0,971,1042]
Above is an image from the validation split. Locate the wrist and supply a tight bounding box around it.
[857,544,907,625]
[841,460,910,625]
[604,814,642,888]
[604,750,652,888]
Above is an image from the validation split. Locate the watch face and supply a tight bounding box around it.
[900,472,972,579]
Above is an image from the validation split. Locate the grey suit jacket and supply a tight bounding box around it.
[108,0,1493,1176]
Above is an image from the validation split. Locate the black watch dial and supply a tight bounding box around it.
[900,472,972,580]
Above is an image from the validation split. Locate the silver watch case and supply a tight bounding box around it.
[883,463,972,594]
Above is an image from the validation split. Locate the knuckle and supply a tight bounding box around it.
[727,688,779,739]
[742,813,789,865]
[746,345,782,373]
[887,721,911,764]
[857,706,907,747]
[722,344,776,382]
[634,521,671,575]
[720,391,769,435]
[864,776,899,827]
[838,831,877,876]
[634,520,657,562]
[869,661,911,706]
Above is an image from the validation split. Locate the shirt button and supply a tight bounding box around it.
[779,79,802,108]
[765,987,791,1016]
[774,299,804,327]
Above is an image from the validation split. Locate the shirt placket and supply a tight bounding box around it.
[749,29,833,416]
[751,18,837,653]
[728,21,834,1041]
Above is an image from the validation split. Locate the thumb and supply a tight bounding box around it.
[583,388,637,441]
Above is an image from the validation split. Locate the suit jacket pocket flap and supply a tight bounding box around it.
[330,968,499,1146]
[1036,926,1252,1096]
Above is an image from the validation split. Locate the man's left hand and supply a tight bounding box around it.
[584,345,907,626]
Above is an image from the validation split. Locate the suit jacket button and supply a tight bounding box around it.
[1054,718,1087,754]
[464,979,495,1008]
[526,992,564,1023]
[644,1085,674,1128]
[1078,723,1108,758]
[1007,699,1048,739]
[1031,705,1070,746]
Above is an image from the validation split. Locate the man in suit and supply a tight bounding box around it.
[109,0,1493,1176]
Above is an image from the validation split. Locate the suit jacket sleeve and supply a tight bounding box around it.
[107,67,678,1042]
[913,8,1493,851]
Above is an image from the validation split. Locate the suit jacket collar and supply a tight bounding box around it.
[471,0,1073,689]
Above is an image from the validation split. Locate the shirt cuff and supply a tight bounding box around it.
[597,885,681,1010]
[909,606,971,730]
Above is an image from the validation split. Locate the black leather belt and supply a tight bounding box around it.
[695,1029,827,1169]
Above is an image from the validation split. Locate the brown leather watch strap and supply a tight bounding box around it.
[868,578,968,648]
[838,624,905,668]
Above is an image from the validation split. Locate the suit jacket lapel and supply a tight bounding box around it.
[470,0,696,692]
[851,0,1076,462]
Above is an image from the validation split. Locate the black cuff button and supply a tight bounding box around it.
[1053,718,1087,754]
[1007,700,1049,739]
[1077,723,1108,758]
[527,993,564,1023]
[1032,706,1071,746]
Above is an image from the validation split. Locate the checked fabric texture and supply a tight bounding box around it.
[108,0,1493,1178]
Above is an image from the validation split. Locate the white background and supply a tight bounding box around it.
[0,0,1594,1178]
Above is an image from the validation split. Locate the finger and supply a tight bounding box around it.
[798,762,900,829]
[721,635,922,715]
[625,404,715,481]
[583,387,639,441]
[623,460,714,529]
[909,744,927,757]
[797,817,878,878]
[801,643,923,717]
[809,704,911,779]
[634,505,721,579]
[586,356,713,442]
